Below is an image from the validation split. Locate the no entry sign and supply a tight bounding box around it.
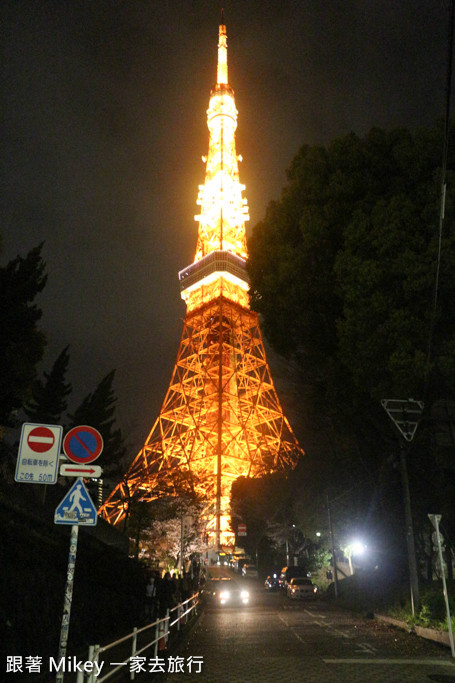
[63,426,103,464]
[15,423,63,484]
[27,425,57,453]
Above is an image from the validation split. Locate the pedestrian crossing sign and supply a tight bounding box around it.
[55,477,98,526]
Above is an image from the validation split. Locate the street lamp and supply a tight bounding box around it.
[351,540,366,556]
[346,540,366,575]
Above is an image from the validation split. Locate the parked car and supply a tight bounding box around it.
[242,564,259,578]
[279,566,308,590]
[202,577,250,607]
[287,577,318,599]
[264,574,280,591]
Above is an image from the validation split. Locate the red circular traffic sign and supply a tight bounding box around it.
[63,425,103,464]
[27,426,56,453]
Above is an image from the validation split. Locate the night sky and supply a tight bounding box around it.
[1,1,451,452]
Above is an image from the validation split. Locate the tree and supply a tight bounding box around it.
[130,497,205,569]
[68,370,126,478]
[231,473,294,565]
[248,125,455,570]
[230,470,334,572]
[25,346,72,425]
[0,244,47,426]
[248,126,454,404]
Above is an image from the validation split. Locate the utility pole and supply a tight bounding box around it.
[398,438,420,614]
[327,494,339,598]
[382,399,423,615]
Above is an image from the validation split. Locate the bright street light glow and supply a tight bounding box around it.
[351,541,366,555]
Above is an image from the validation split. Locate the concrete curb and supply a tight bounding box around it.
[375,613,412,632]
[375,613,452,649]
[415,625,453,648]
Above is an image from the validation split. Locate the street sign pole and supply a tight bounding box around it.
[56,524,79,683]
[52,424,103,681]
[398,439,420,616]
[382,399,424,615]
[428,514,455,657]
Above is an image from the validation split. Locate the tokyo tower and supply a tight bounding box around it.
[100,15,303,549]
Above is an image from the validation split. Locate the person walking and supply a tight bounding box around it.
[157,571,176,618]
[145,573,157,622]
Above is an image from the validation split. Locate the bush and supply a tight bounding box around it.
[417,582,455,627]
[326,570,455,632]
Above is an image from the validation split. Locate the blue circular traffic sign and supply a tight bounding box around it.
[63,425,103,464]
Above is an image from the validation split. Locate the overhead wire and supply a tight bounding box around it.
[424,0,454,391]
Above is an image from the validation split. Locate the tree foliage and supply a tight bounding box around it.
[128,497,205,569]
[25,346,72,425]
[231,473,292,559]
[0,244,47,425]
[68,370,126,477]
[0,245,126,496]
[249,126,455,399]
[247,125,455,567]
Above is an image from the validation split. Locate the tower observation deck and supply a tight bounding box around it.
[99,16,303,550]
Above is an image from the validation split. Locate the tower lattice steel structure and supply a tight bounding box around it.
[100,16,303,548]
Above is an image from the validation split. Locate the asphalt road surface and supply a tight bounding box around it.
[165,573,455,683]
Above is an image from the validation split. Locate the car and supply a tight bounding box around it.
[279,566,308,591]
[242,564,259,578]
[264,574,280,591]
[203,577,250,606]
[287,577,318,600]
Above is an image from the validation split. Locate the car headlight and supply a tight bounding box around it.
[219,591,230,601]
[241,590,249,599]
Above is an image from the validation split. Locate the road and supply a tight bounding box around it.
[165,573,455,683]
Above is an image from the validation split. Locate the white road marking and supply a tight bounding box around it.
[323,658,455,666]
[304,609,319,618]
[355,642,377,654]
[278,614,305,643]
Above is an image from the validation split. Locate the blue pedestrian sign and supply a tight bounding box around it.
[55,477,98,526]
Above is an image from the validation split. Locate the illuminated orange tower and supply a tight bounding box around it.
[100,15,303,548]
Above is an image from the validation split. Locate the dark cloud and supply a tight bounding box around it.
[1,0,451,448]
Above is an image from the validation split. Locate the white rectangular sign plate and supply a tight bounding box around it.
[15,423,63,484]
[60,463,102,478]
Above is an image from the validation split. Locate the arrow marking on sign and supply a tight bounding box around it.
[60,463,102,478]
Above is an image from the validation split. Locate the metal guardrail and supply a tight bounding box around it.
[76,592,200,683]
